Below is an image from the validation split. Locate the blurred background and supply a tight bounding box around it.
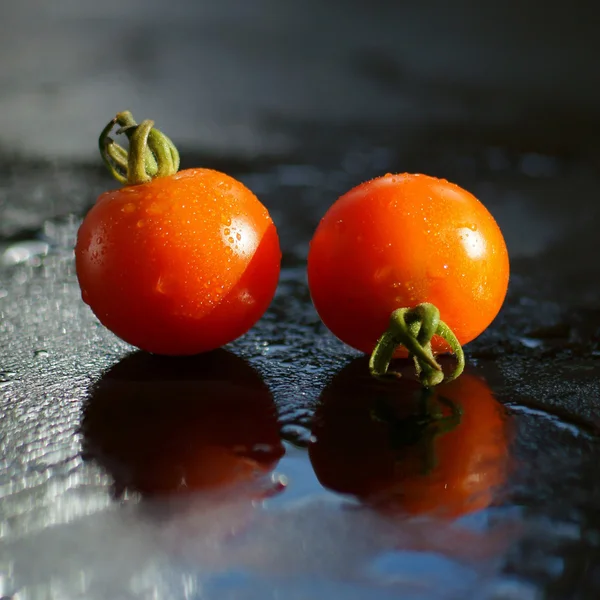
[2,1,600,599]
[2,0,600,159]
[3,0,600,265]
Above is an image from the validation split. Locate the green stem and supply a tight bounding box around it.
[437,321,465,383]
[98,111,180,186]
[148,128,180,177]
[369,302,465,387]
[411,304,444,387]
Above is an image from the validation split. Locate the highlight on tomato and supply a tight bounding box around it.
[307,173,509,386]
[309,358,511,519]
[75,111,281,355]
[81,350,285,498]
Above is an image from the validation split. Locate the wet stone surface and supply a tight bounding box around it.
[2,134,600,600]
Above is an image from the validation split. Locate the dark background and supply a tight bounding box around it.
[2,2,600,599]
[3,1,600,160]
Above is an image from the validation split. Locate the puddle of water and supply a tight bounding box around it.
[5,346,595,599]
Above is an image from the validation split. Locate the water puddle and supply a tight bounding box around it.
[2,348,596,598]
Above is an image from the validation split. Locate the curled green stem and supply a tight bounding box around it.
[369,302,465,387]
[98,111,180,186]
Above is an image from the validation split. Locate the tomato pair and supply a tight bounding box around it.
[76,113,509,384]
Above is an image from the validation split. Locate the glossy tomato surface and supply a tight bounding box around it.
[307,173,509,355]
[76,168,280,355]
[82,350,285,497]
[309,358,511,518]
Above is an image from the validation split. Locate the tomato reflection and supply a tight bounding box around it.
[81,350,284,498]
[309,358,511,518]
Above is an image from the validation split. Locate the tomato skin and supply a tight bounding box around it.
[76,168,280,355]
[307,173,509,356]
[309,358,511,518]
[82,350,285,497]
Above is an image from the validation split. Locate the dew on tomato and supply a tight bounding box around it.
[76,112,281,355]
[307,173,509,385]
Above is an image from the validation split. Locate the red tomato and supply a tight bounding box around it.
[309,358,511,518]
[307,174,509,358]
[82,350,285,497]
[76,113,280,355]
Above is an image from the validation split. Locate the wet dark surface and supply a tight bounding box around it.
[3,2,600,599]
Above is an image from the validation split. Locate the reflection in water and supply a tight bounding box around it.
[81,350,285,498]
[309,358,512,518]
[2,354,521,599]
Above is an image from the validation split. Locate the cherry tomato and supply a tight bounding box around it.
[307,174,509,359]
[76,113,280,355]
[309,358,511,518]
[82,350,285,497]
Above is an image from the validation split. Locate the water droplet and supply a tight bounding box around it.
[155,275,169,294]
[2,241,49,266]
[0,371,16,388]
[136,220,145,228]
[224,228,231,236]
[122,203,136,214]
[236,233,242,241]
[81,289,90,304]
[271,473,289,492]
[146,202,163,216]
[228,237,234,244]
[34,349,49,357]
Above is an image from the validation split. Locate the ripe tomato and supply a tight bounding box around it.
[82,350,285,497]
[76,113,280,355]
[307,174,509,378]
[309,358,511,518]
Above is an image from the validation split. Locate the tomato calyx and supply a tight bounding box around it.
[368,303,465,387]
[99,110,180,186]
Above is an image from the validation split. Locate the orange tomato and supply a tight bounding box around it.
[82,350,285,497]
[76,114,280,355]
[309,358,511,518]
[307,173,509,357]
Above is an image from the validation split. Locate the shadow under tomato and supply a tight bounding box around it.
[309,357,512,519]
[81,350,285,499]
